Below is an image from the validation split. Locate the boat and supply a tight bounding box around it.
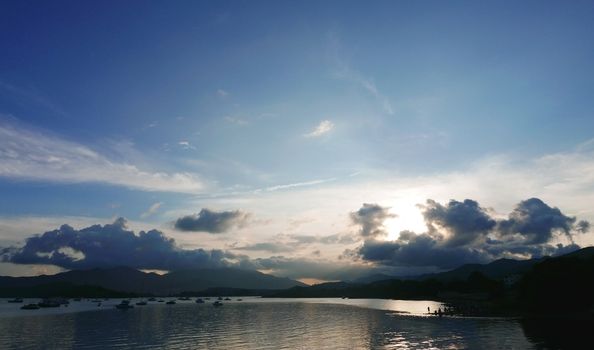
[166,300,176,305]
[115,300,134,310]
[213,301,223,307]
[217,296,223,301]
[148,297,157,302]
[224,297,231,301]
[178,296,191,301]
[8,298,23,303]
[237,298,243,301]
[195,298,204,304]
[21,304,40,310]
[38,299,61,308]
[158,299,165,303]
[135,300,147,306]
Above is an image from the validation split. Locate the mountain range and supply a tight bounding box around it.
[0,266,306,296]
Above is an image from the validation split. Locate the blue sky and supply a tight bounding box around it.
[1,1,594,282]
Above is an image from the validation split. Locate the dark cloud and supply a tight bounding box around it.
[497,198,579,244]
[352,198,589,270]
[358,233,490,269]
[350,203,396,238]
[174,208,249,233]
[422,199,496,247]
[4,218,232,270]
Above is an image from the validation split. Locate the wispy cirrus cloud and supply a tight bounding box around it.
[140,202,163,219]
[0,121,205,193]
[304,120,334,138]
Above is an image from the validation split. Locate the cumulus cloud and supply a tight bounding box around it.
[304,120,334,138]
[174,208,250,233]
[497,198,578,244]
[2,218,232,270]
[0,218,373,280]
[0,121,204,193]
[350,203,396,238]
[422,199,496,247]
[352,198,589,270]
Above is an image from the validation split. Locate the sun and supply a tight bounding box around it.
[383,200,427,241]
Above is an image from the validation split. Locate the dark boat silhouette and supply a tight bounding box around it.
[21,304,40,310]
[213,301,223,307]
[38,299,61,308]
[115,300,134,310]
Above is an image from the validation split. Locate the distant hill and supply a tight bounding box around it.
[351,273,396,284]
[0,266,306,296]
[415,257,542,282]
[277,247,594,300]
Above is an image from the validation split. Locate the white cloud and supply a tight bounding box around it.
[259,178,337,192]
[178,140,196,150]
[304,120,334,138]
[140,202,163,219]
[0,122,205,193]
[217,89,229,98]
[224,116,248,126]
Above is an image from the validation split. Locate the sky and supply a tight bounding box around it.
[1,0,594,284]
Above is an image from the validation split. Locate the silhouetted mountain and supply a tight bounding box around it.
[274,247,594,317]
[415,257,542,282]
[351,273,396,284]
[0,266,306,296]
[0,282,135,298]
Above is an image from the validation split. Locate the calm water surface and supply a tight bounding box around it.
[0,297,561,349]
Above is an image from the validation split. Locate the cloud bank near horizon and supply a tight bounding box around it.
[1,197,590,281]
[353,198,589,270]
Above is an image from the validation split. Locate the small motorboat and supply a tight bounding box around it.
[237,298,243,301]
[21,304,40,310]
[135,300,147,306]
[166,300,176,305]
[217,296,223,301]
[213,301,223,307]
[178,296,191,301]
[195,298,205,304]
[115,300,134,310]
[38,299,60,308]
[158,299,165,303]
[148,297,156,302]
[8,298,23,303]
[224,297,231,301]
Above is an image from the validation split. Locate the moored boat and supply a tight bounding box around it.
[21,304,40,310]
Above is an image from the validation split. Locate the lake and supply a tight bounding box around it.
[0,297,581,349]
